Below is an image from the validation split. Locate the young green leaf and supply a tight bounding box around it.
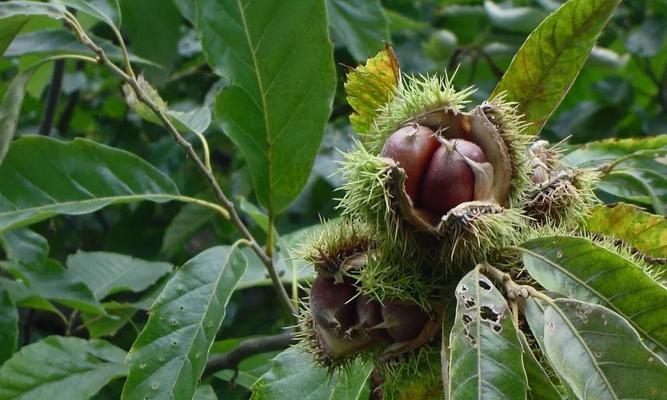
[519,235,667,357]
[326,0,389,61]
[1,258,104,315]
[448,268,527,400]
[0,287,18,364]
[0,228,49,266]
[543,299,667,399]
[250,347,372,400]
[67,251,172,299]
[491,0,621,136]
[584,203,667,258]
[0,336,127,400]
[121,245,247,400]
[0,136,225,233]
[199,0,336,213]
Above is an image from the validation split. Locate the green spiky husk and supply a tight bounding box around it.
[524,168,600,229]
[378,345,443,400]
[364,73,475,152]
[484,93,533,207]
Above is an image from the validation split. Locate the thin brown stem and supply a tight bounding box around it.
[63,14,296,317]
[478,262,553,304]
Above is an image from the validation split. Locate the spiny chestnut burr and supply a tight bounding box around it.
[309,275,356,334]
[380,300,430,343]
[380,124,440,202]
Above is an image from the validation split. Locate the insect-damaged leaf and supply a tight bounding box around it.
[448,268,527,400]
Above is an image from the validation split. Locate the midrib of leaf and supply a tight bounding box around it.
[523,0,606,105]
[163,245,240,397]
[519,246,667,354]
[0,194,227,229]
[236,0,274,221]
[475,269,482,399]
[547,302,619,400]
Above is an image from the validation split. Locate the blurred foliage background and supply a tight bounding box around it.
[1,0,665,397]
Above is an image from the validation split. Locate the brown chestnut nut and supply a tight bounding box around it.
[380,124,440,202]
[309,275,356,334]
[381,300,430,342]
[350,295,383,336]
[419,139,487,217]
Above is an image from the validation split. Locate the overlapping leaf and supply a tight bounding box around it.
[543,299,667,399]
[345,46,400,134]
[326,0,389,61]
[519,235,667,357]
[121,245,246,400]
[491,0,621,136]
[0,336,127,400]
[584,203,667,258]
[199,0,336,213]
[448,268,527,399]
[0,228,48,266]
[0,287,18,364]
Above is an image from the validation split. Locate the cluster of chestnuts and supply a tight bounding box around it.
[298,47,597,399]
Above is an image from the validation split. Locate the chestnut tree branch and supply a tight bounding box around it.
[39,59,65,136]
[62,12,297,317]
[203,331,296,377]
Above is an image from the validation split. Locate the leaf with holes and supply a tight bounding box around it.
[250,347,372,400]
[67,251,172,299]
[519,235,667,358]
[491,0,621,136]
[584,203,667,259]
[121,245,246,400]
[0,336,127,400]
[543,299,667,399]
[0,136,228,234]
[199,0,336,213]
[448,268,527,400]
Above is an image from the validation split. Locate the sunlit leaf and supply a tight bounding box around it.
[584,203,667,258]
[0,336,127,400]
[345,46,400,135]
[121,245,246,400]
[200,0,336,213]
[449,268,527,399]
[491,0,621,136]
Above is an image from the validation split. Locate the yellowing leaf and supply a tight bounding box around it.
[345,45,400,135]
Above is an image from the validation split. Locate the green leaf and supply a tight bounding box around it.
[0,1,66,21]
[193,384,217,400]
[121,245,247,400]
[0,336,127,400]
[250,347,372,400]
[1,258,104,315]
[565,135,667,168]
[517,331,561,400]
[200,0,336,213]
[5,29,154,64]
[626,16,667,57]
[543,299,667,399]
[0,228,48,266]
[120,0,182,85]
[0,276,62,318]
[0,287,18,364]
[161,203,217,256]
[67,251,173,299]
[0,15,27,56]
[0,59,52,165]
[448,268,527,400]
[491,0,621,136]
[56,0,120,30]
[172,0,195,24]
[519,235,667,357]
[326,0,389,61]
[483,1,548,33]
[0,136,214,234]
[82,301,141,338]
[584,203,667,259]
